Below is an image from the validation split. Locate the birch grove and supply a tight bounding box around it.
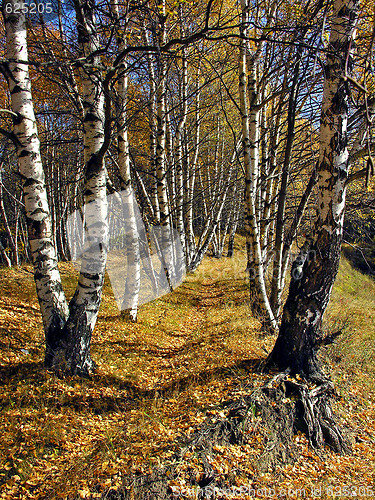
[0,0,374,377]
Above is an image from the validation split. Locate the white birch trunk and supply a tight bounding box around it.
[0,163,18,265]
[175,46,188,260]
[143,25,160,224]
[3,0,69,365]
[112,1,141,322]
[185,70,200,266]
[155,0,174,288]
[239,0,277,331]
[58,0,108,374]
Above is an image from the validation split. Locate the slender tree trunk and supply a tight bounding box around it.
[175,44,188,260]
[0,164,17,265]
[0,241,11,267]
[185,70,200,266]
[14,202,20,265]
[239,0,277,331]
[227,177,239,258]
[3,0,69,350]
[55,0,109,374]
[189,152,235,271]
[133,168,155,220]
[155,0,175,288]
[112,1,141,322]
[188,181,231,271]
[166,114,176,215]
[260,74,288,267]
[270,46,303,318]
[269,0,360,378]
[143,26,160,224]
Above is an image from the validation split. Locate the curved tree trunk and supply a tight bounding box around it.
[3,0,69,356]
[53,0,108,375]
[269,0,360,378]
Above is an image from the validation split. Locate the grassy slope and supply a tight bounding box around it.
[0,241,374,499]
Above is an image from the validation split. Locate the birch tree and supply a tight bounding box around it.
[239,0,278,331]
[51,0,109,374]
[111,1,141,322]
[2,0,110,375]
[2,0,69,357]
[155,0,175,288]
[269,0,360,379]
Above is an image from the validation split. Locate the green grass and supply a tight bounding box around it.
[325,256,375,389]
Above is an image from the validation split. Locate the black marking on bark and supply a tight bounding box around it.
[10,84,22,95]
[27,218,48,239]
[19,149,31,158]
[84,112,102,123]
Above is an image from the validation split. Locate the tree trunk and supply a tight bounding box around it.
[0,241,11,267]
[185,68,200,267]
[189,167,233,272]
[270,45,303,319]
[175,44,188,259]
[0,163,18,265]
[52,0,108,375]
[269,0,360,378]
[155,0,175,289]
[227,218,238,258]
[143,26,160,225]
[112,1,141,322]
[3,0,69,349]
[239,0,277,331]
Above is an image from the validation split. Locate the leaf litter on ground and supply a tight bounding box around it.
[0,245,375,499]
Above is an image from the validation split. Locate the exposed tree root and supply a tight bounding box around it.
[103,372,351,499]
[272,372,351,454]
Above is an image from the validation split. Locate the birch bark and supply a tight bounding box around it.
[143,26,160,224]
[155,0,175,288]
[56,0,108,374]
[185,69,201,266]
[2,0,69,362]
[175,44,188,261]
[269,0,360,377]
[0,162,18,265]
[111,1,141,322]
[239,0,277,331]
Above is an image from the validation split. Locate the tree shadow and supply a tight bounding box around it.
[92,357,263,402]
[0,357,263,415]
[0,360,45,384]
[95,319,234,359]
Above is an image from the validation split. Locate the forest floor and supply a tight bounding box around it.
[0,239,375,499]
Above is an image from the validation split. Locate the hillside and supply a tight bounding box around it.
[0,243,374,499]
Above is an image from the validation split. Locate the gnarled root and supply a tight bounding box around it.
[266,372,351,454]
